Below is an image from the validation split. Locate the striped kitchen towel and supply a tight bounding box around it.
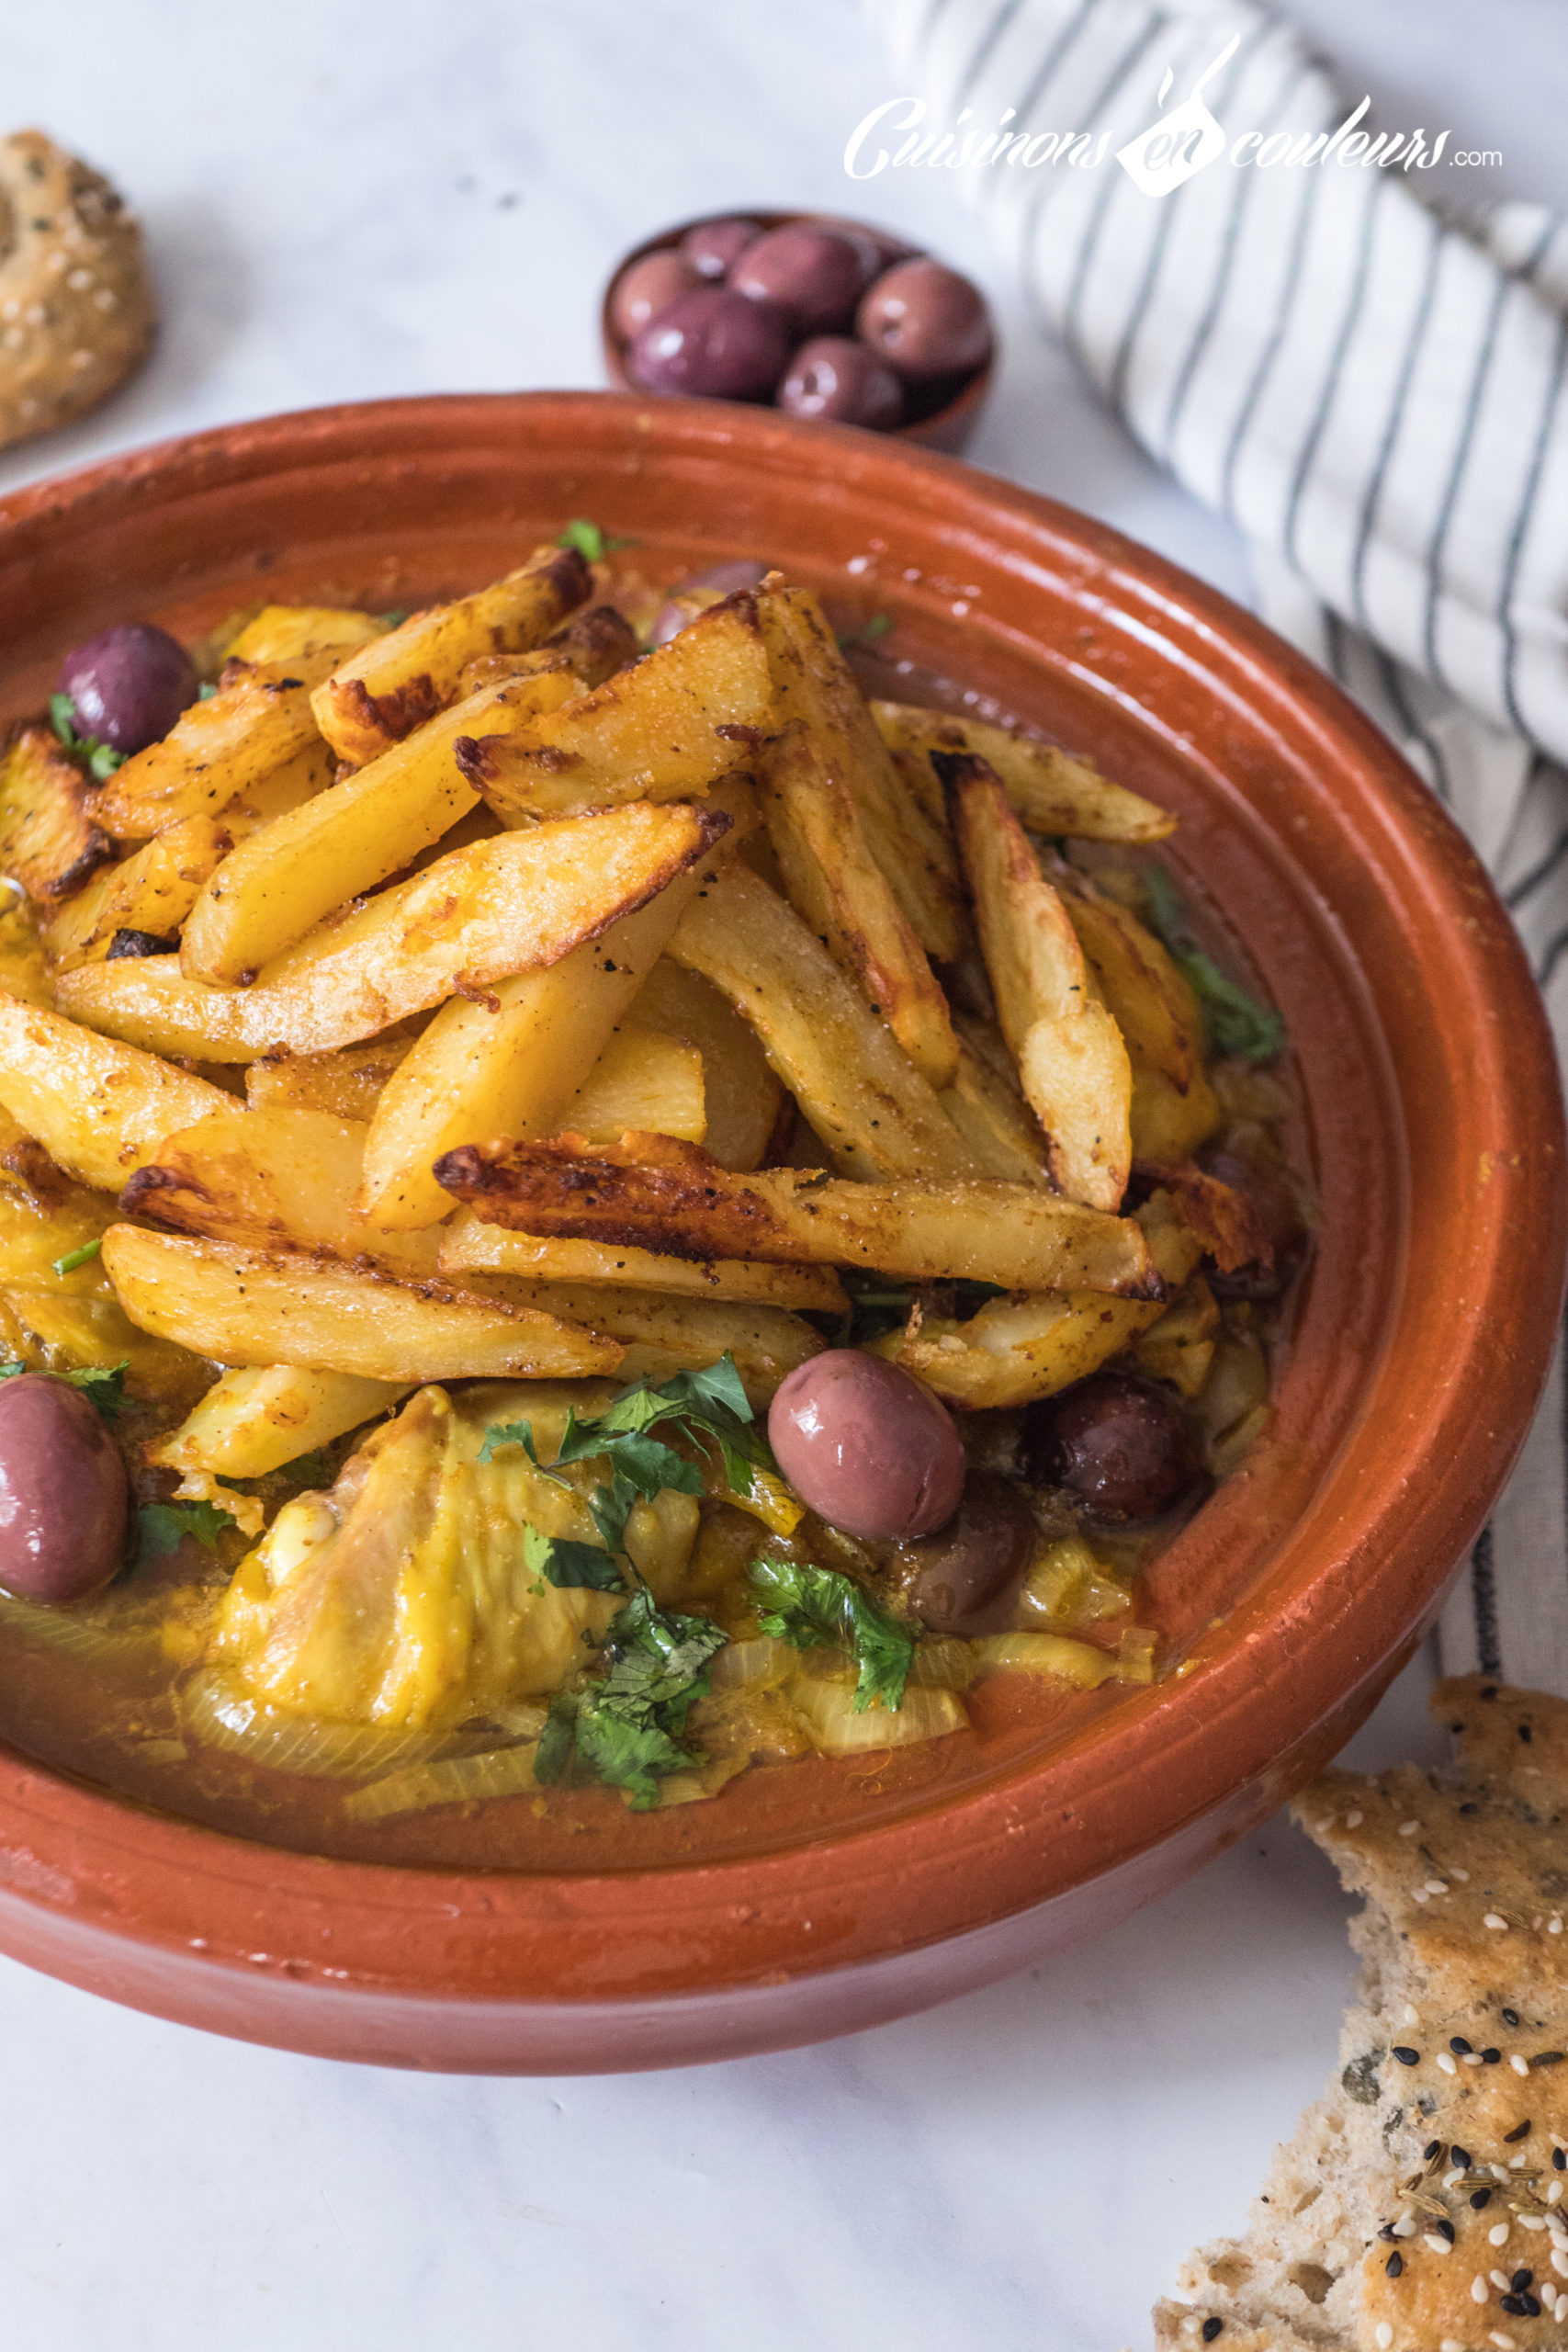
[871,0,1568,1690]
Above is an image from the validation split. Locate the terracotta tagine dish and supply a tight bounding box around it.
[0,390,1556,2074]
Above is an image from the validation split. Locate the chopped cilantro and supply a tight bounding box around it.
[1143,864,1286,1063]
[378,609,411,628]
[556,518,637,563]
[837,611,894,650]
[749,1555,915,1713]
[278,1445,336,1488]
[0,1358,128,1421]
[197,681,218,700]
[51,1238,102,1277]
[49,693,126,781]
[534,1586,728,1808]
[522,1521,626,1593]
[136,1498,236,1561]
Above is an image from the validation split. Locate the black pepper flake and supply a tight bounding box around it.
[1532,2052,1566,2068]
[1424,2139,1443,2161]
[1483,2048,1503,2064]
[1386,2251,1404,2278]
[1201,2323,1223,2344]
[1504,2119,1532,2143]
[1472,2187,1493,2209]
[1511,2268,1533,2291]
[1393,2046,1420,2066]
[1452,2143,1472,2170]
[1503,2008,1521,2027]
[1451,2036,1473,2054]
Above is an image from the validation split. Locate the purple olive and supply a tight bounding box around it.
[856,257,993,381]
[56,623,197,757]
[0,1376,128,1603]
[768,1350,965,1543]
[778,336,903,429]
[651,559,773,647]
[731,224,864,336]
[1020,1373,1200,1524]
[801,215,914,289]
[681,216,762,280]
[898,1473,1037,1634]
[610,249,702,341]
[626,287,793,401]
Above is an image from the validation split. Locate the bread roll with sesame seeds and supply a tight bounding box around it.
[0,130,155,452]
[1154,1677,1568,2352]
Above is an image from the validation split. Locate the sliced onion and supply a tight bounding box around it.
[706,1635,797,1691]
[0,1589,164,1664]
[906,1637,979,1691]
[180,1670,447,1779]
[792,1678,967,1755]
[976,1633,1116,1689]
[343,1742,542,1822]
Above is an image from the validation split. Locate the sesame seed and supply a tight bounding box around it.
[1398,1818,1420,1836]
[1483,2049,1503,2064]
[1201,2322,1222,2344]
[1452,2039,1473,2054]
[1404,2004,1421,2026]
[1427,2232,1454,2255]
[1464,2052,1484,2065]
[1426,1879,1449,1894]
[1511,2268,1533,2291]
[1426,2140,1444,2161]
[1473,2189,1495,2210]
[1518,2215,1547,2231]
[1473,2276,1491,2302]
[1493,2268,1513,2289]
[1551,1916,1563,1934]
[1393,2046,1420,2066]
[1393,2216,1417,2237]
[1445,2169,1465,2188]
[1452,1867,1471,1881]
[1438,2052,1458,2075]
[1501,2295,1527,2317]
[1434,2220,1456,2245]
[1503,2009,1521,2026]
[1504,2120,1532,2143]
[1484,1913,1509,1929]
[1512,2055,1530,2075]
[1553,2250,1568,2278]
[1375,2325,1393,2349]
[1386,2250,1404,2277]
[1489,2333,1517,2349]
[1346,1809,1363,1826]
[1413,1888,1429,1905]
[1551,2182,1564,2206]
[1492,2223,1512,2245]
[1454,2145,1473,2169]
[1442,2341,1463,2351]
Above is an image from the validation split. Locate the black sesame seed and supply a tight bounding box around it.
[1555,2148,1567,2172]
[1378,2224,1397,2240]
[1393,2046,1420,2066]
[1482,1684,1499,1698]
[1458,1800,1480,1811]
[1435,2219,1455,2244]
[1520,1723,1533,1742]
[1483,2048,1503,2064]
[1386,2251,1403,2277]
[1424,2138,1443,2161]
[1522,2293,1542,2317]
[1511,2268,1533,2291]
[1501,2293,1527,2316]
[1503,2008,1521,2027]
[1451,2037,1473,2054]
[1472,2188,1494,2210]
[1505,2120,1532,2142]
[1533,2052,1566,2068]
[1201,2322,1223,2344]
[1452,2144,1472,2169]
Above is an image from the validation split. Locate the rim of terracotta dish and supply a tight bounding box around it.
[0,391,1558,2013]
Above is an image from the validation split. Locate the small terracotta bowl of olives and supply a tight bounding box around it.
[602,209,995,454]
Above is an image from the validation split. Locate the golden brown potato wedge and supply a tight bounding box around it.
[93,650,343,839]
[872,1290,1161,1408]
[759,720,958,1091]
[760,587,968,965]
[1055,866,1201,1094]
[437,1212,847,1310]
[944,752,1131,1213]
[0,723,115,901]
[938,1026,1051,1184]
[872,702,1177,843]
[667,862,974,1182]
[100,1225,622,1384]
[244,1034,420,1122]
[455,604,639,701]
[179,666,581,984]
[470,1274,821,1403]
[456,592,773,823]
[434,1134,1161,1296]
[566,1024,705,1145]
[1133,1158,1270,1273]
[1130,1062,1222,1162]
[150,1364,410,1479]
[224,605,389,668]
[629,956,784,1173]
[311,544,591,765]
[59,800,728,1062]
[119,1106,440,1276]
[1133,1277,1219,1397]
[43,741,333,971]
[0,990,231,1190]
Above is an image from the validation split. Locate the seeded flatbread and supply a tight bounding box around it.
[0,130,155,452]
[1154,1677,1568,2352]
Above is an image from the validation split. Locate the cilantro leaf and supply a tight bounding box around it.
[1142,864,1285,1062]
[534,1587,728,1808]
[49,693,125,779]
[522,1521,625,1592]
[197,681,218,700]
[136,1499,236,1561]
[378,608,411,628]
[52,1238,102,1277]
[556,518,637,563]
[749,1555,915,1713]
[0,1358,129,1422]
[279,1445,336,1488]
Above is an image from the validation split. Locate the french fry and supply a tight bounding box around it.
[1055,866,1201,1093]
[100,1225,622,1384]
[759,586,967,964]
[150,1364,410,1479]
[629,956,783,1173]
[43,740,334,971]
[0,724,115,901]
[938,1021,1050,1184]
[58,801,729,1062]
[566,1025,705,1145]
[943,752,1131,1213]
[455,592,773,822]
[92,649,344,839]
[434,1135,1161,1296]
[871,702,1178,843]
[470,1274,822,1403]
[224,605,389,667]
[311,545,591,764]
[872,1291,1161,1408]
[437,1210,847,1310]
[456,603,638,700]
[118,1107,441,1276]
[667,862,975,1182]
[354,813,739,1229]
[0,990,231,1190]
[244,1034,419,1122]
[179,666,581,984]
[1131,1064,1222,1162]
[759,720,957,1090]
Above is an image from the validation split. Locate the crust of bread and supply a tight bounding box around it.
[1154,1676,1568,2351]
[0,130,155,451]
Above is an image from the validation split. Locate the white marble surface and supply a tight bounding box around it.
[0,3,1555,2344]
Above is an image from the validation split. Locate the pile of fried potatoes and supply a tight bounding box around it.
[0,542,1265,1515]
